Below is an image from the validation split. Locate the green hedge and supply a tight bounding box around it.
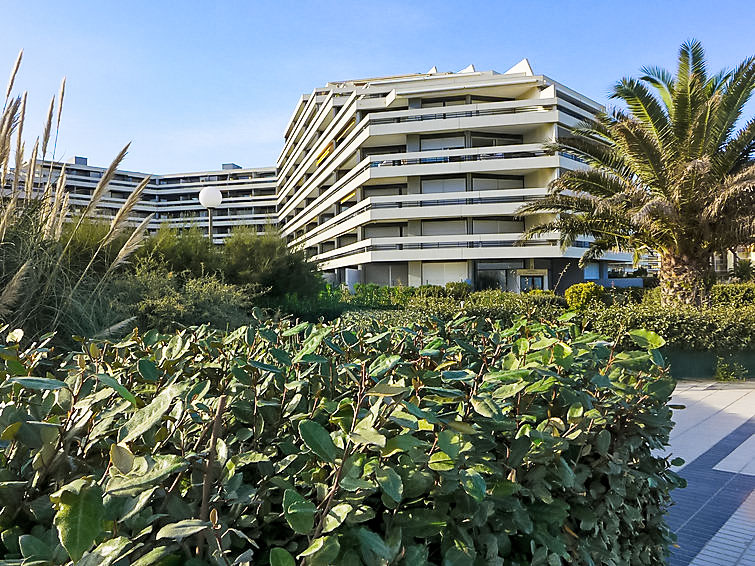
[711,283,755,307]
[406,290,567,325]
[585,303,755,351]
[0,314,681,565]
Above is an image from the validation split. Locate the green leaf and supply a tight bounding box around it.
[299,535,340,565]
[8,377,68,390]
[530,337,558,351]
[156,519,211,540]
[119,382,190,444]
[645,378,676,400]
[381,434,428,457]
[106,454,187,495]
[283,489,316,534]
[270,547,296,566]
[471,394,505,420]
[53,482,104,561]
[119,487,158,521]
[293,326,331,362]
[131,545,177,566]
[77,536,131,566]
[19,534,51,560]
[376,466,403,502]
[137,358,159,381]
[109,443,134,474]
[567,403,584,423]
[368,354,402,377]
[299,419,338,463]
[491,380,527,399]
[460,469,486,502]
[98,374,138,405]
[249,360,282,374]
[428,451,455,471]
[322,503,352,533]
[437,430,462,459]
[282,321,310,337]
[595,429,611,455]
[356,528,393,562]
[350,417,386,447]
[367,382,410,397]
[628,329,666,350]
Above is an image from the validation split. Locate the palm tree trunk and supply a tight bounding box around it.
[658,252,712,307]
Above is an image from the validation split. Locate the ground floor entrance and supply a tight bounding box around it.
[326,258,637,293]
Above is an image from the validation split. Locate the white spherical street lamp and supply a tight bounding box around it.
[198,186,223,240]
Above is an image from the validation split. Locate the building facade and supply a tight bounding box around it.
[276,61,631,291]
[39,157,276,244]
[30,60,634,291]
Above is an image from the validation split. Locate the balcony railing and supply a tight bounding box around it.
[311,233,578,263]
[289,188,549,247]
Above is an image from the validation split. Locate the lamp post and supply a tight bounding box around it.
[198,186,223,241]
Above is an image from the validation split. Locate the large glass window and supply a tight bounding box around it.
[421,177,465,194]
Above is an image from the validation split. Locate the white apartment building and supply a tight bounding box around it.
[38,157,276,243]
[22,59,635,292]
[277,61,631,292]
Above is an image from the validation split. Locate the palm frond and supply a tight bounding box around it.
[611,77,673,149]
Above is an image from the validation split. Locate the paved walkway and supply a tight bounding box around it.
[665,381,755,566]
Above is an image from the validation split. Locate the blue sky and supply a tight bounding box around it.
[2,0,754,173]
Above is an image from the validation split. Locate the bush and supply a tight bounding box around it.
[444,281,471,298]
[138,225,322,300]
[0,314,682,565]
[713,357,748,381]
[108,259,258,332]
[416,284,446,298]
[711,283,755,306]
[138,224,220,278]
[223,227,322,298]
[565,282,604,310]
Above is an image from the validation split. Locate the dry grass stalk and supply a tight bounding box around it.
[81,142,130,219]
[23,140,38,202]
[0,260,31,318]
[41,95,55,159]
[54,191,70,240]
[93,213,154,296]
[43,166,67,240]
[11,92,26,195]
[102,176,150,244]
[3,50,22,107]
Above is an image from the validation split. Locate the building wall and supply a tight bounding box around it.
[276,61,632,290]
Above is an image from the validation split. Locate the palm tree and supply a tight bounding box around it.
[518,41,755,306]
[729,258,754,282]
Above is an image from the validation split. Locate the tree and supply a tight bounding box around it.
[518,41,755,306]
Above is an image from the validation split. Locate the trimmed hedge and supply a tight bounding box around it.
[585,303,755,351]
[0,314,681,565]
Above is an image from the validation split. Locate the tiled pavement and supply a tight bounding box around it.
[665,381,755,566]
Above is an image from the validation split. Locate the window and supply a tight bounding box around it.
[420,135,465,151]
[583,263,600,280]
[421,177,465,194]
